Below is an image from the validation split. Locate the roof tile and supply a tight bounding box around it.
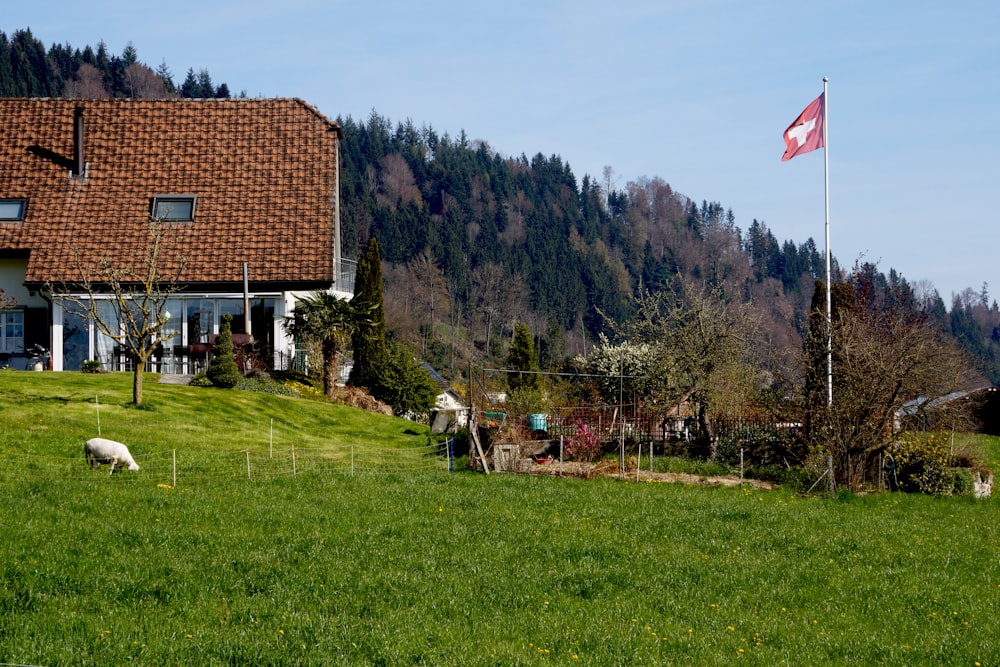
[0,98,340,287]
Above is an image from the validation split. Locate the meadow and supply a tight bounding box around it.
[1,372,997,665]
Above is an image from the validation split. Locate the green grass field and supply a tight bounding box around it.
[1,372,998,665]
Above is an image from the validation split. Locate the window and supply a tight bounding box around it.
[152,195,196,221]
[1,310,24,353]
[0,199,27,221]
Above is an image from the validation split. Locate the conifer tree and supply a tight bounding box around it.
[349,237,388,392]
[207,314,241,388]
[507,322,539,392]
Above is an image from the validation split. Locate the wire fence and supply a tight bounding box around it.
[0,439,455,487]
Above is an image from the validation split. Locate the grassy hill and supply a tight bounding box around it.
[1,372,997,665]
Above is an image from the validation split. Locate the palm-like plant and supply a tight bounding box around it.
[283,291,357,400]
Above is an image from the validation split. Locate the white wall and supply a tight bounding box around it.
[0,259,45,309]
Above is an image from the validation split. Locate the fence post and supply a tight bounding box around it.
[740,448,744,485]
[292,444,296,477]
[828,455,835,496]
[448,438,454,473]
[246,449,251,481]
[173,449,177,488]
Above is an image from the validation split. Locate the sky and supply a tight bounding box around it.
[8,0,999,303]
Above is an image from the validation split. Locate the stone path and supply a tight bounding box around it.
[158,374,194,385]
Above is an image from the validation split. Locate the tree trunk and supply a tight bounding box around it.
[131,349,155,405]
[323,339,338,401]
[132,360,144,405]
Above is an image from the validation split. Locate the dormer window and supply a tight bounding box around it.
[0,199,27,221]
[152,195,197,221]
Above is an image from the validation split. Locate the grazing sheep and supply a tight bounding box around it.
[84,437,140,474]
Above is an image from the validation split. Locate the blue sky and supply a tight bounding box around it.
[8,0,999,302]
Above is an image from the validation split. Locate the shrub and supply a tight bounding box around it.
[236,376,297,396]
[81,360,104,373]
[565,418,603,462]
[190,371,213,387]
[951,467,975,496]
[207,314,241,389]
[284,380,328,401]
[372,340,438,416]
[887,431,953,495]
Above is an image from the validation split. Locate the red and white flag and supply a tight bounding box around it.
[781,93,824,161]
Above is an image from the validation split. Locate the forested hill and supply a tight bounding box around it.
[0,28,231,99]
[4,27,1000,383]
[337,113,831,356]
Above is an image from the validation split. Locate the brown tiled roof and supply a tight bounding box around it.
[0,98,340,288]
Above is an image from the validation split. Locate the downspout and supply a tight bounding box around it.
[243,262,251,336]
[333,127,342,292]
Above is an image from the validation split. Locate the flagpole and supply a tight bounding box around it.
[823,76,832,407]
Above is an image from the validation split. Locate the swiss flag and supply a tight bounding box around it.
[782,93,824,161]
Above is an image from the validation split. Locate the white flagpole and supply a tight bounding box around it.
[823,76,832,407]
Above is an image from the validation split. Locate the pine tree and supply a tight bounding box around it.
[507,322,539,392]
[180,68,199,98]
[0,33,14,96]
[349,237,388,392]
[155,60,175,93]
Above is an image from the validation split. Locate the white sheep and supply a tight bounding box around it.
[84,437,140,474]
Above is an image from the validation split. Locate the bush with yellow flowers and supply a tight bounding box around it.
[886,431,954,495]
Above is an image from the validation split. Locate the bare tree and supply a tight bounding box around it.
[123,63,172,99]
[405,249,450,356]
[808,272,978,489]
[63,63,109,99]
[49,220,185,405]
[471,262,529,356]
[377,153,422,207]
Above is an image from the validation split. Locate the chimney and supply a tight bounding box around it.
[73,105,85,178]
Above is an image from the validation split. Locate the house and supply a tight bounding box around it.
[0,98,352,371]
[895,385,998,433]
[423,363,469,433]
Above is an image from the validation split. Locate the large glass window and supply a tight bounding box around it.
[187,300,214,344]
[94,301,117,368]
[250,297,276,367]
[1,310,24,352]
[161,299,182,345]
[219,299,246,334]
[62,310,88,371]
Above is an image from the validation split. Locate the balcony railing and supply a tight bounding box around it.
[337,258,357,296]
